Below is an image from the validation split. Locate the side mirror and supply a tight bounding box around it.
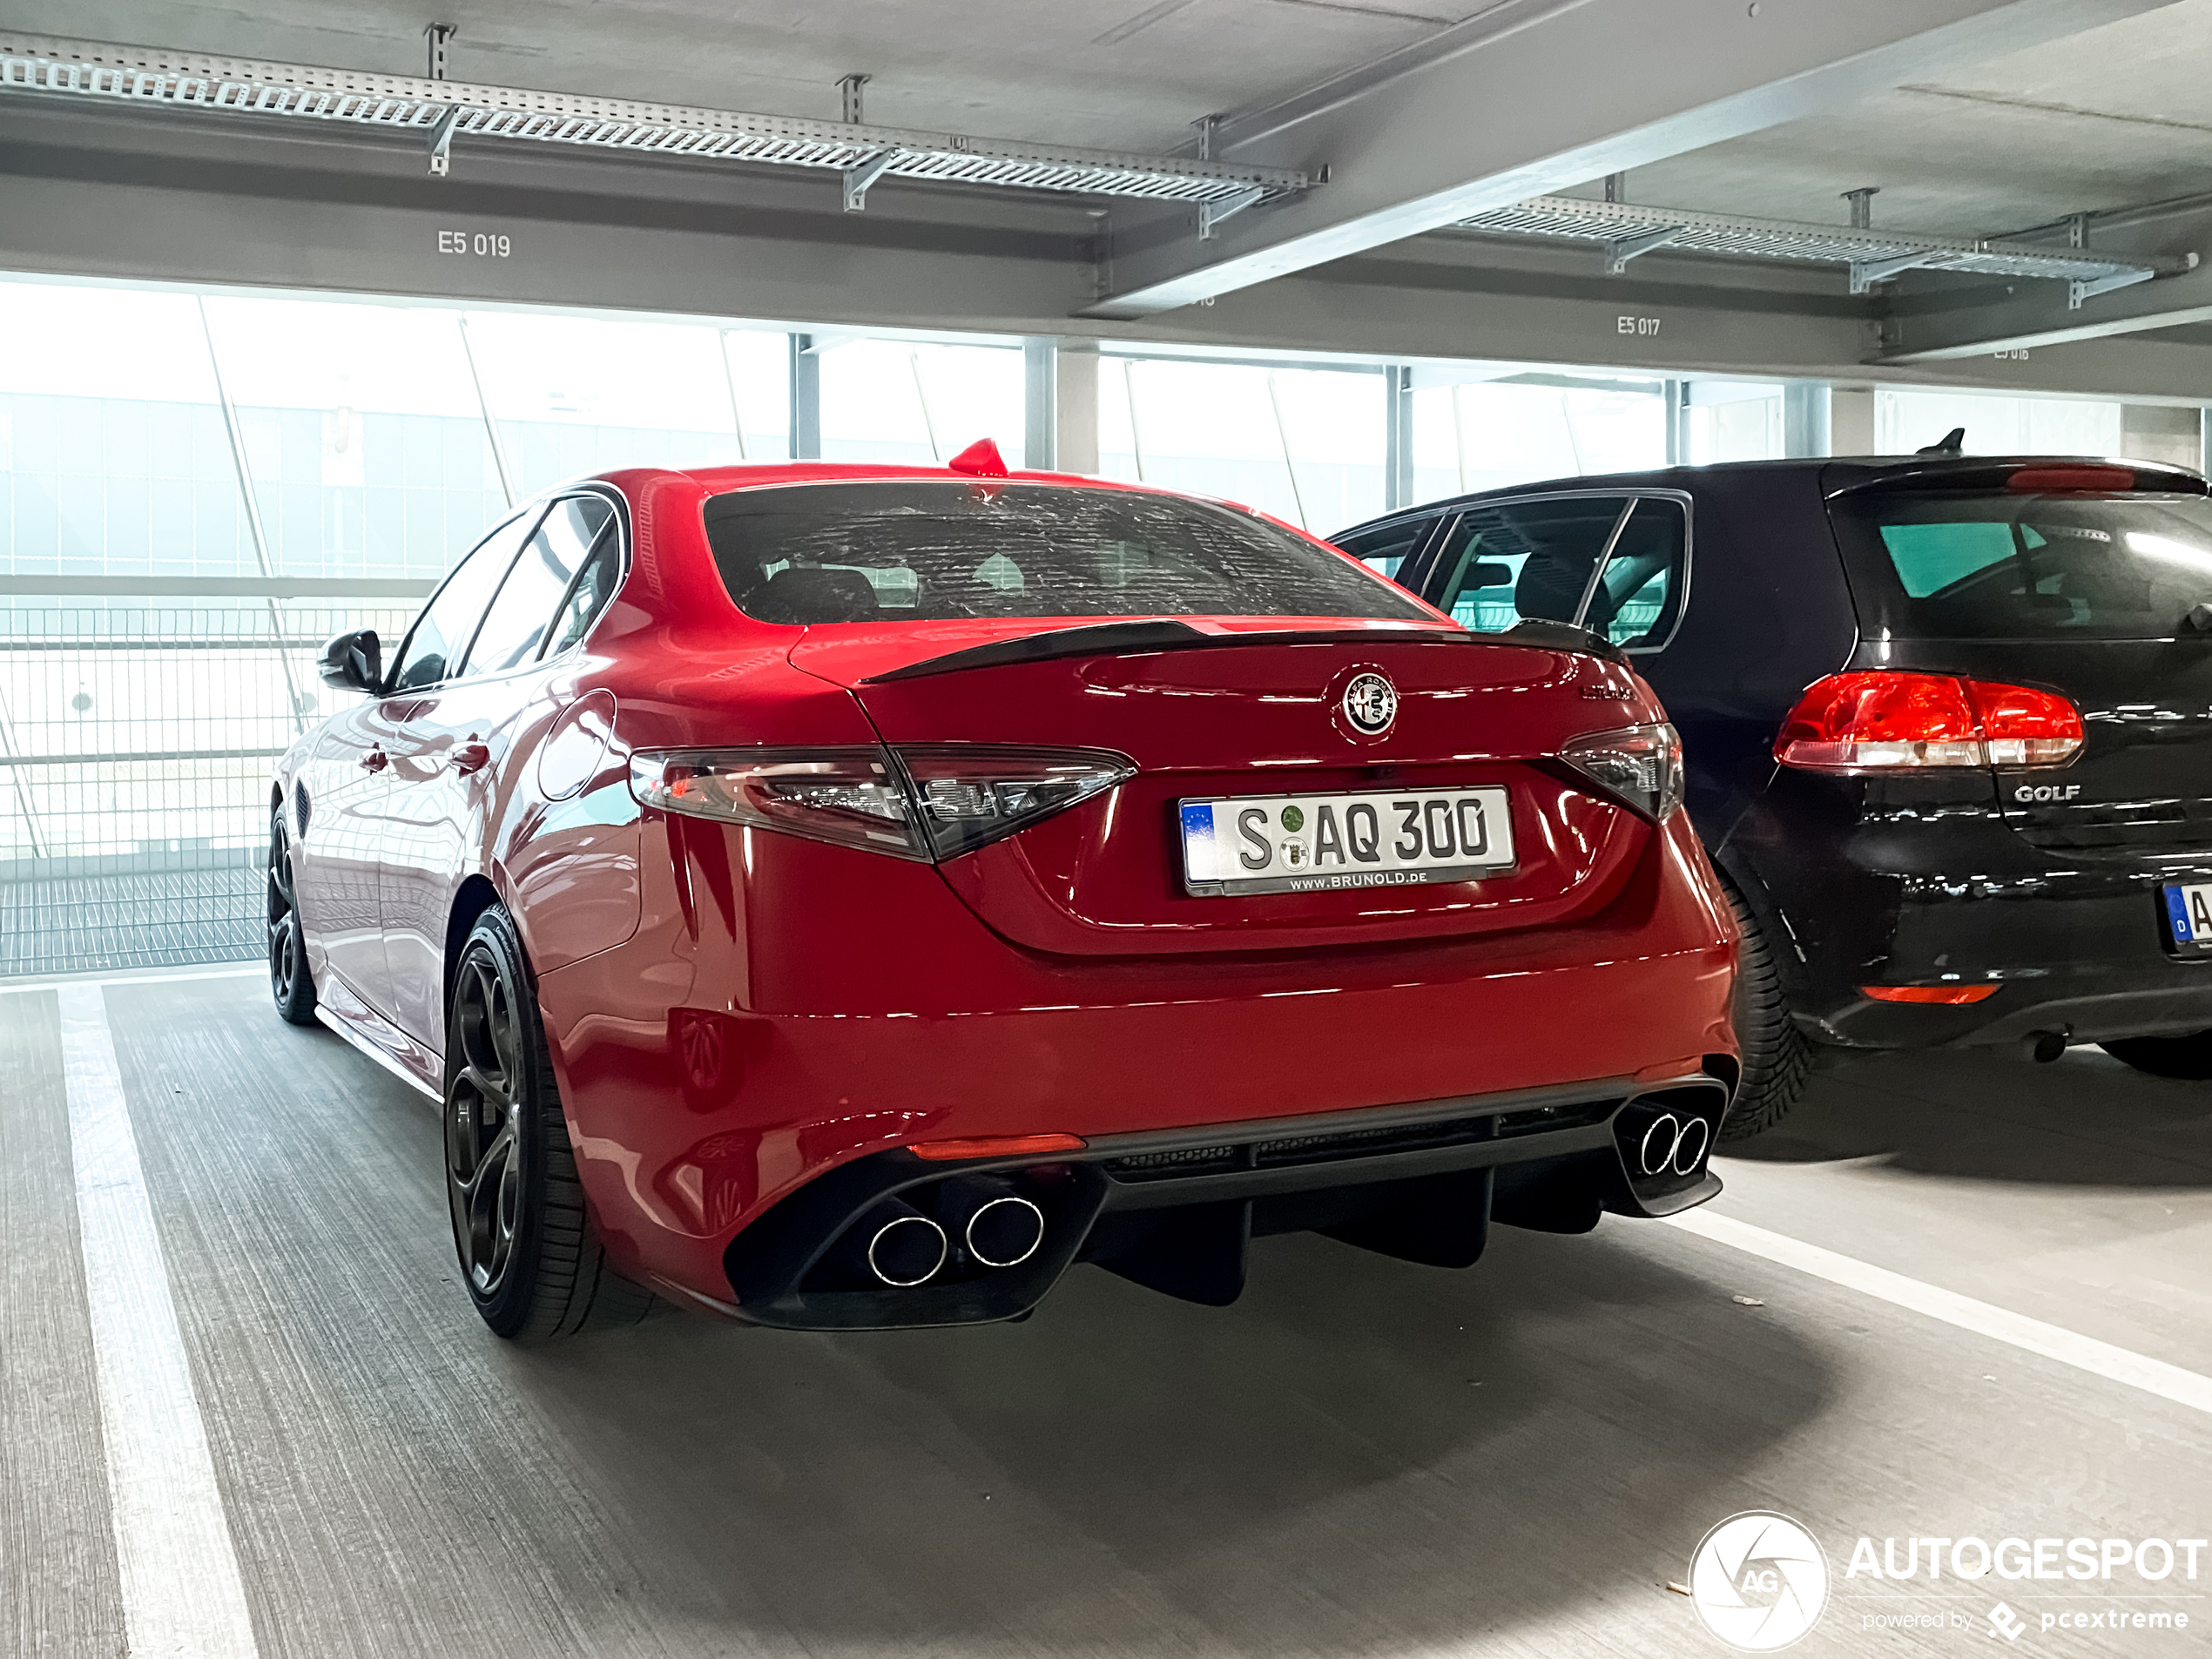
[319,627,383,693]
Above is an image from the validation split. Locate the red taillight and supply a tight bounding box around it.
[910,1133,1087,1161]
[1774,672,2082,772]
[1859,983,2000,1005]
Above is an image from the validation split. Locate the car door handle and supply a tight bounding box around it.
[451,742,492,776]
[361,748,388,772]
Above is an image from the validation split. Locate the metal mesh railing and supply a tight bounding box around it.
[0,601,416,976]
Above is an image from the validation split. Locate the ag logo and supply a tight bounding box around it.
[1689,1512,1829,1650]
[1340,671,1397,736]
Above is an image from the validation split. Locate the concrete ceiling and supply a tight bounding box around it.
[0,0,1480,152]
[1597,0,2212,238]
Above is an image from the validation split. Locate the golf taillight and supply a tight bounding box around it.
[1774,672,2082,772]
[628,745,1134,860]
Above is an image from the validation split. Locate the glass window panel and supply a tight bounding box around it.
[199,296,503,582]
[462,312,772,494]
[819,340,1023,467]
[1874,388,2122,458]
[1409,380,1665,503]
[1097,358,1388,534]
[1333,517,1435,582]
[0,280,247,577]
[1589,499,1688,649]
[389,509,537,690]
[544,536,624,658]
[1426,496,1631,632]
[463,496,613,676]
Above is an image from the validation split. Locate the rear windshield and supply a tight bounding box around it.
[703,481,1433,625]
[1831,489,2212,640]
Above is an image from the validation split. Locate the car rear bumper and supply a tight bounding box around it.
[718,1075,1731,1330]
[1741,792,2212,1049]
[533,813,1736,1316]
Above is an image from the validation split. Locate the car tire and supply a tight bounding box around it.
[1715,872,1812,1143]
[2100,1032,2212,1080]
[443,906,654,1339]
[268,800,317,1028]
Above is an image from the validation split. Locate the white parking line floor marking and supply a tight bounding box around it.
[61,981,261,1659]
[2,962,261,995]
[1664,1206,2212,1417]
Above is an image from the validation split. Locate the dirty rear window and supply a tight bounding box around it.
[703,481,1433,625]
[1831,490,2212,640]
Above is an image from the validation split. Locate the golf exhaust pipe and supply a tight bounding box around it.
[934,1175,1046,1269]
[834,1199,948,1287]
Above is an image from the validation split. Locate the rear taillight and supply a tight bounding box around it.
[894,746,1136,860]
[1560,721,1684,820]
[1774,672,2082,772]
[628,745,1133,860]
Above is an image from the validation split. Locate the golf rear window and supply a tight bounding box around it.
[1830,489,2212,640]
[703,481,1433,625]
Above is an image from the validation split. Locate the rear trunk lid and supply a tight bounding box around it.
[1826,466,2212,857]
[793,619,1662,955]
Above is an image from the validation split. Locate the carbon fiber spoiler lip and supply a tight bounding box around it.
[860,620,1548,683]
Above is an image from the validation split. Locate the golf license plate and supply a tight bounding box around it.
[1178,786,1514,898]
[2162,882,2212,954]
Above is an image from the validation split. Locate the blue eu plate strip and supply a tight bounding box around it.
[2167,886,2193,942]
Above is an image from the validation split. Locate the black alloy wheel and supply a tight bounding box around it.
[442,907,652,1339]
[267,801,317,1026]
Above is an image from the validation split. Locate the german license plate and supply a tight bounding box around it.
[2162,883,2212,953]
[1177,787,1514,897]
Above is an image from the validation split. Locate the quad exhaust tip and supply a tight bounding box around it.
[936,1176,1046,1269]
[1635,1111,1710,1179]
[853,1201,949,1287]
[964,1194,1045,1267]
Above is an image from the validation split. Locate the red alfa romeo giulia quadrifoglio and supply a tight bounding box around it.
[272,442,1738,1339]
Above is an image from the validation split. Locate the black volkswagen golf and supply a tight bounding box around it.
[1335,454,2212,1136]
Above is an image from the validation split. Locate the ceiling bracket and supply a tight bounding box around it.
[841,147,899,212]
[427,104,461,177]
[423,23,454,83]
[1603,224,1683,275]
[1199,184,1264,240]
[1849,251,1943,294]
[838,73,868,125]
[2070,266,2155,309]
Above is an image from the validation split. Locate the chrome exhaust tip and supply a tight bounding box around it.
[965,1195,1045,1268]
[844,1201,948,1287]
[934,1176,1046,1269]
[1669,1113,1710,1177]
[1637,1113,1683,1177]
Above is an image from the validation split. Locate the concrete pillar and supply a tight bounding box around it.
[1662,379,1689,467]
[1829,386,1878,456]
[1022,338,1056,470]
[1782,381,1831,458]
[1054,341,1100,474]
[1384,366,1414,509]
[787,334,820,460]
[2119,403,2204,471]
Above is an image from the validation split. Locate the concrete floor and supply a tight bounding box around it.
[4,972,2210,1658]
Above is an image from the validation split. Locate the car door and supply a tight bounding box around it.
[358,507,543,1028]
[292,697,394,1011]
[379,493,617,1045]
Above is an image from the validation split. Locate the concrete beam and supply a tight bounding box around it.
[1878,247,2212,363]
[10,97,2212,404]
[1082,0,2180,318]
